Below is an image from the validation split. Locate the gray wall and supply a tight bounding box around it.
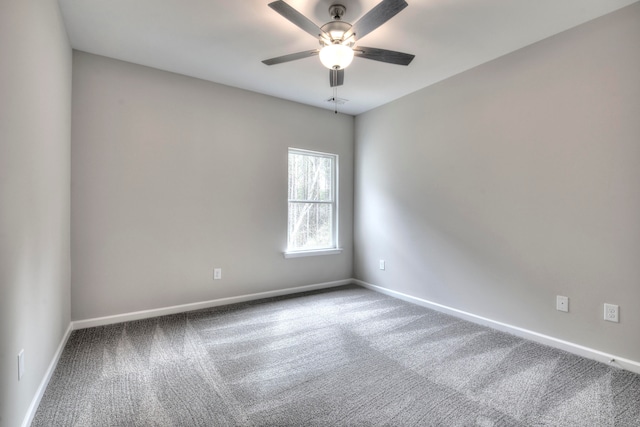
[0,1,72,426]
[354,3,640,361]
[71,52,354,321]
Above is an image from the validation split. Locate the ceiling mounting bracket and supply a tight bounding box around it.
[329,4,346,20]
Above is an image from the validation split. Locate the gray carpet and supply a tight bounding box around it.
[33,285,640,426]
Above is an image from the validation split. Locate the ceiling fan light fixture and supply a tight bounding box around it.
[319,43,354,70]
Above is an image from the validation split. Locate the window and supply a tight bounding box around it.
[286,148,340,257]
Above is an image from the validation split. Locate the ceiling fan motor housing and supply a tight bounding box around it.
[320,21,353,45]
[321,4,353,46]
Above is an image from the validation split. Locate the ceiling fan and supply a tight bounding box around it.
[262,0,415,88]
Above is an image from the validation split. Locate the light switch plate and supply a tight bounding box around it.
[604,303,619,322]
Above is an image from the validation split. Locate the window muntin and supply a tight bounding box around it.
[287,149,337,252]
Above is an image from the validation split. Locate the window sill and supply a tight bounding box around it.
[283,248,343,259]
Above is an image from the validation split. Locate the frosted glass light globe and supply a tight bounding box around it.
[319,44,354,70]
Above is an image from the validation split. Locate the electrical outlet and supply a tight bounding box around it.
[604,303,619,322]
[556,295,569,312]
[18,350,24,380]
[379,260,385,270]
[213,268,222,280]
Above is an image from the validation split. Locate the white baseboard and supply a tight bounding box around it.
[354,279,640,375]
[72,279,352,330]
[21,323,73,427]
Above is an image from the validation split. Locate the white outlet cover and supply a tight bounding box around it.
[379,260,385,270]
[604,303,619,322]
[213,268,222,280]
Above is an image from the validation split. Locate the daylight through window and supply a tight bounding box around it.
[287,148,337,252]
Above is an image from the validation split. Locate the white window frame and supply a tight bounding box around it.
[284,148,341,258]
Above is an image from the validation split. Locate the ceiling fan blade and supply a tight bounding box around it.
[330,69,344,87]
[268,1,329,40]
[262,49,320,66]
[354,46,415,66]
[344,0,408,41]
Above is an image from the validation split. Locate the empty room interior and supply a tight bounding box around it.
[2,0,640,426]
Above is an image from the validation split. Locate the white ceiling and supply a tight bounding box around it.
[58,0,637,115]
